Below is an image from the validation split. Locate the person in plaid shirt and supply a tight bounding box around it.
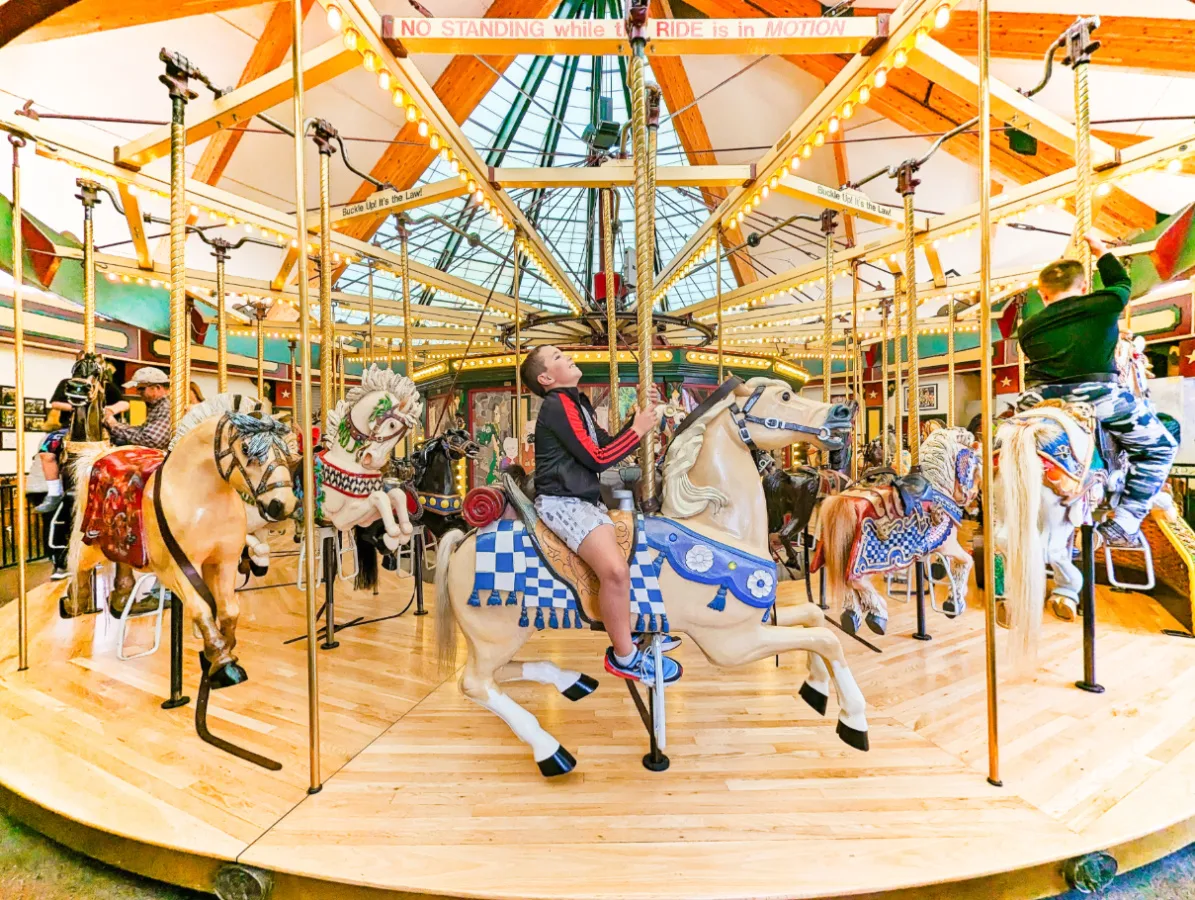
[105,367,171,450]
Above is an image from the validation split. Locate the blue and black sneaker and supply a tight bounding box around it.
[604,646,683,685]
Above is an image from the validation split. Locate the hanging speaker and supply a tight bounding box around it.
[1007,127,1038,156]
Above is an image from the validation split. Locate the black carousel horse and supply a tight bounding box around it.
[758,437,853,574]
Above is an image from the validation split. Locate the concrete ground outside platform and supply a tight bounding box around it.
[1,810,1193,900]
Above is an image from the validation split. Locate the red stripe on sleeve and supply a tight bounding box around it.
[561,395,638,464]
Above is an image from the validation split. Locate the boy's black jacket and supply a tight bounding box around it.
[532,386,640,504]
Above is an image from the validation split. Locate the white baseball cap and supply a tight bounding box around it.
[123,367,169,388]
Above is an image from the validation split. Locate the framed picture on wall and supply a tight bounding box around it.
[0,408,15,429]
[0,386,14,407]
[919,384,938,411]
[0,431,15,450]
[23,398,46,416]
[26,415,47,431]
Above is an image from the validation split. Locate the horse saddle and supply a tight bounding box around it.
[501,472,635,623]
[855,466,926,517]
[81,447,166,570]
[1015,400,1115,500]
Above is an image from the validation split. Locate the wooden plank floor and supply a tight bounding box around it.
[3,537,1195,899]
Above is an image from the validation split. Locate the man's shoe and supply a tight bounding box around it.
[604,646,682,685]
[34,494,62,516]
[633,632,682,652]
[50,565,69,581]
[1097,519,1142,550]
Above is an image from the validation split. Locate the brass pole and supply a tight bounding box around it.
[978,0,1001,789]
[513,232,523,464]
[78,181,97,354]
[880,299,890,464]
[899,181,921,468]
[602,191,620,429]
[1016,299,1026,394]
[316,128,335,434]
[338,346,346,403]
[11,135,28,671]
[214,243,229,393]
[400,222,414,456]
[892,276,904,473]
[947,297,955,428]
[851,260,862,479]
[289,339,297,418]
[629,14,657,500]
[291,0,322,795]
[162,56,197,432]
[716,229,724,384]
[367,263,375,367]
[822,211,836,404]
[256,314,265,399]
[1073,45,1093,282]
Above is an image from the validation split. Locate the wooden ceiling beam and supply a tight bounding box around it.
[14,0,264,44]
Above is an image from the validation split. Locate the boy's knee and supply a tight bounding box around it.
[595,556,630,589]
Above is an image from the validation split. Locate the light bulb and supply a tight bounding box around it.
[842,101,854,120]
[769,174,779,189]
[467,179,476,192]
[934,3,950,30]
[474,189,484,202]
[761,185,770,200]
[800,143,812,159]
[788,157,799,174]
[450,158,460,174]
[439,147,450,162]
[813,130,825,147]
[859,84,871,105]
[874,67,888,89]
[326,4,343,31]
[342,28,359,51]
[378,70,391,91]
[828,116,840,134]
[363,51,379,73]
[430,133,440,150]
[189,204,199,216]
[915,27,929,47]
[392,87,404,108]
[893,48,909,69]
[459,170,468,183]
[406,104,418,123]
[1167,158,1183,174]
[417,119,429,138]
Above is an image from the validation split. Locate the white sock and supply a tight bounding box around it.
[46,479,62,496]
[614,648,638,666]
[1112,508,1142,535]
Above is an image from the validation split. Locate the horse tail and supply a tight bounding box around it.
[434,529,467,672]
[997,417,1047,664]
[353,526,379,592]
[820,496,857,612]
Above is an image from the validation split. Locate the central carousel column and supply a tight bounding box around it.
[628,0,658,504]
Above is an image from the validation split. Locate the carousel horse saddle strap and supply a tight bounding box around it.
[1021,401,1103,484]
[152,453,219,618]
[643,517,778,612]
[81,447,165,570]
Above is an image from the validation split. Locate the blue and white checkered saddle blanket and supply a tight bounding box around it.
[847,507,955,582]
[468,516,668,632]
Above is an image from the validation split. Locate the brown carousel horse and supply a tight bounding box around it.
[66,395,298,686]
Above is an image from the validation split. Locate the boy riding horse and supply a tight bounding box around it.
[1016,232,1177,548]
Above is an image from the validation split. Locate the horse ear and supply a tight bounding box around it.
[732,381,755,398]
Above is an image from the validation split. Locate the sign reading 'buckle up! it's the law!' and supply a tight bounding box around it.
[381,17,885,56]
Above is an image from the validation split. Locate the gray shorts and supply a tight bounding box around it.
[534,495,613,553]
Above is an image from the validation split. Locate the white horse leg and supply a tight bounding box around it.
[1043,496,1081,621]
[692,622,869,750]
[775,604,832,707]
[496,660,599,702]
[939,527,972,618]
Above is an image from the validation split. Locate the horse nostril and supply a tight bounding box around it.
[829,404,853,421]
[266,499,283,520]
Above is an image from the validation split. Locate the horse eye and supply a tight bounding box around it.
[781,392,791,402]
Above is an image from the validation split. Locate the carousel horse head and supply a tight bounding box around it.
[65,352,114,407]
[441,428,482,461]
[326,364,423,470]
[173,395,299,523]
[920,426,981,511]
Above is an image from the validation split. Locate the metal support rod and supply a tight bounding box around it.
[1073,51,1094,280]
[367,263,375,368]
[602,191,620,429]
[256,315,265,399]
[978,0,1002,789]
[946,296,955,428]
[213,243,229,393]
[289,340,297,416]
[412,531,427,616]
[629,11,656,501]
[880,299,890,464]
[899,179,921,468]
[400,222,414,456]
[161,593,190,709]
[1016,300,1026,391]
[11,135,27,671]
[821,210,836,405]
[892,276,904,474]
[716,229,724,384]
[316,128,336,433]
[851,260,862,479]
[912,560,931,641]
[320,533,339,650]
[291,0,322,795]
[78,180,98,354]
[513,233,522,464]
[338,347,346,404]
[1076,524,1104,693]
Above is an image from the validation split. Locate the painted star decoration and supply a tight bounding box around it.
[279,386,291,400]
[867,389,877,399]
[999,376,1013,387]
[1186,347,1195,365]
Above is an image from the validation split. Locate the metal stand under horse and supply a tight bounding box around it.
[624,634,670,771]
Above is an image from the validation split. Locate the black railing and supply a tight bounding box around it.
[0,479,48,568]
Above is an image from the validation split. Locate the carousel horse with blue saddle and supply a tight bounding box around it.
[434,358,867,777]
[818,427,982,635]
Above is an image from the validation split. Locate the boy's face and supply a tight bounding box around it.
[536,345,582,392]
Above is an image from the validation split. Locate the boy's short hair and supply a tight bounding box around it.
[1038,258,1085,297]
[520,346,551,398]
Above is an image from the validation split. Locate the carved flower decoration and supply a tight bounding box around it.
[685,544,714,573]
[747,568,775,599]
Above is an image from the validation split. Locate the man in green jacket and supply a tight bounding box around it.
[1017,233,1177,548]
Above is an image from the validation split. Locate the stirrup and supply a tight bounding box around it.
[117,574,167,661]
[336,528,359,582]
[1103,528,1155,591]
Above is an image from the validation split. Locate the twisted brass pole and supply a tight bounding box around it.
[367,263,375,368]
[901,187,920,468]
[822,212,836,404]
[1074,58,1093,282]
[291,0,321,795]
[851,260,861,480]
[630,33,656,499]
[880,299,890,465]
[946,297,955,428]
[602,191,620,430]
[12,135,27,671]
[79,184,96,355]
[214,246,228,393]
[978,0,1001,789]
[338,347,346,403]
[166,85,192,431]
[289,339,297,417]
[256,315,265,399]
[1016,299,1026,392]
[716,229,724,384]
[317,141,334,433]
[513,231,523,463]
[401,223,414,456]
[892,276,904,474]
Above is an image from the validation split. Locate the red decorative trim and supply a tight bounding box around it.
[560,393,637,465]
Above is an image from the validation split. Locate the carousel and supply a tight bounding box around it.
[2,2,1195,899]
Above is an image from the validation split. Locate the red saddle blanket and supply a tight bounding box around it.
[81,447,166,569]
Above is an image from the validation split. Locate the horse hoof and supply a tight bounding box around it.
[249,560,269,578]
[840,609,862,635]
[995,600,1010,630]
[562,674,598,702]
[537,746,577,777]
[209,662,249,689]
[837,719,870,752]
[381,553,399,572]
[1051,595,1077,622]
[58,596,69,619]
[865,613,888,635]
[799,681,828,716]
[942,598,965,619]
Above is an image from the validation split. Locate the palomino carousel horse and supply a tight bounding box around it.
[66,395,298,685]
[993,335,1176,659]
[434,377,867,776]
[820,427,981,635]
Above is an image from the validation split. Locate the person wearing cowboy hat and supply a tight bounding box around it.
[105,367,172,450]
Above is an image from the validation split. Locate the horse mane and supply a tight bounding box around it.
[920,426,974,494]
[170,393,272,450]
[326,364,423,440]
[661,376,785,519]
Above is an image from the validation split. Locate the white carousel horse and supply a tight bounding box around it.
[820,427,981,635]
[434,377,867,776]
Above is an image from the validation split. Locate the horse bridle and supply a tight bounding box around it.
[343,397,414,448]
[729,385,847,452]
[213,415,290,510]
